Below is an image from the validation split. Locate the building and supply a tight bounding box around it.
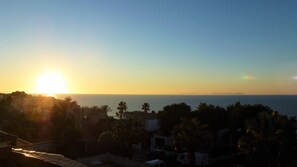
[0,130,87,167]
[122,112,159,132]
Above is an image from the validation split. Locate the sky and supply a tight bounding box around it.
[0,0,297,95]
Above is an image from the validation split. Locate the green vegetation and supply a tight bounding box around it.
[0,91,296,166]
[158,103,192,136]
[238,112,297,167]
[112,118,148,157]
[157,102,296,167]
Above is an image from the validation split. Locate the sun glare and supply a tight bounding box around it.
[36,72,67,96]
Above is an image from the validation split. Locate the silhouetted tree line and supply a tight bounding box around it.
[0,92,112,158]
[0,92,296,166]
[157,102,297,167]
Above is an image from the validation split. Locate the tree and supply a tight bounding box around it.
[141,102,150,113]
[50,103,76,140]
[194,103,227,132]
[62,97,81,128]
[100,105,112,113]
[173,118,213,166]
[49,99,82,158]
[158,103,191,136]
[97,131,114,152]
[226,102,274,131]
[117,101,127,119]
[238,111,297,167]
[112,119,148,157]
[0,92,38,141]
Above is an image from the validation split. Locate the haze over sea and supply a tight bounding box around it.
[55,94,297,117]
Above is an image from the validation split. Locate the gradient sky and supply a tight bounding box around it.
[0,0,297,95]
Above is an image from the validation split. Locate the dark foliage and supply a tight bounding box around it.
[158,103,191,136]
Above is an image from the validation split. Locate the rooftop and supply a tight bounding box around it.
[13,148,87,167]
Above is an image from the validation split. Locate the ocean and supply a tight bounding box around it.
[55,94,297,117]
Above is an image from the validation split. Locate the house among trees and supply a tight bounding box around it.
[81,106,108,125]
[0,92,296,167]
[122,111,159,132]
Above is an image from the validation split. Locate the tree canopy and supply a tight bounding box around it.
[117,101,127,119]
[158,103,191,136]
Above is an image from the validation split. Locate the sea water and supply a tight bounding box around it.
[55,94,297,117]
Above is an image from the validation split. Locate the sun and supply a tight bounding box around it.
[36,72,68,96]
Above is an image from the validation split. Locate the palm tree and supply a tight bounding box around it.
[100,105,112,113]
[142,102,150,113]
[117,101,127,119]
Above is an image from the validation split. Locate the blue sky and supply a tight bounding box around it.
[0,0,297,94]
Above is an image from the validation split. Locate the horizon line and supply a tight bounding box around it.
[27,93,297,96]
[2,91,297,96]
